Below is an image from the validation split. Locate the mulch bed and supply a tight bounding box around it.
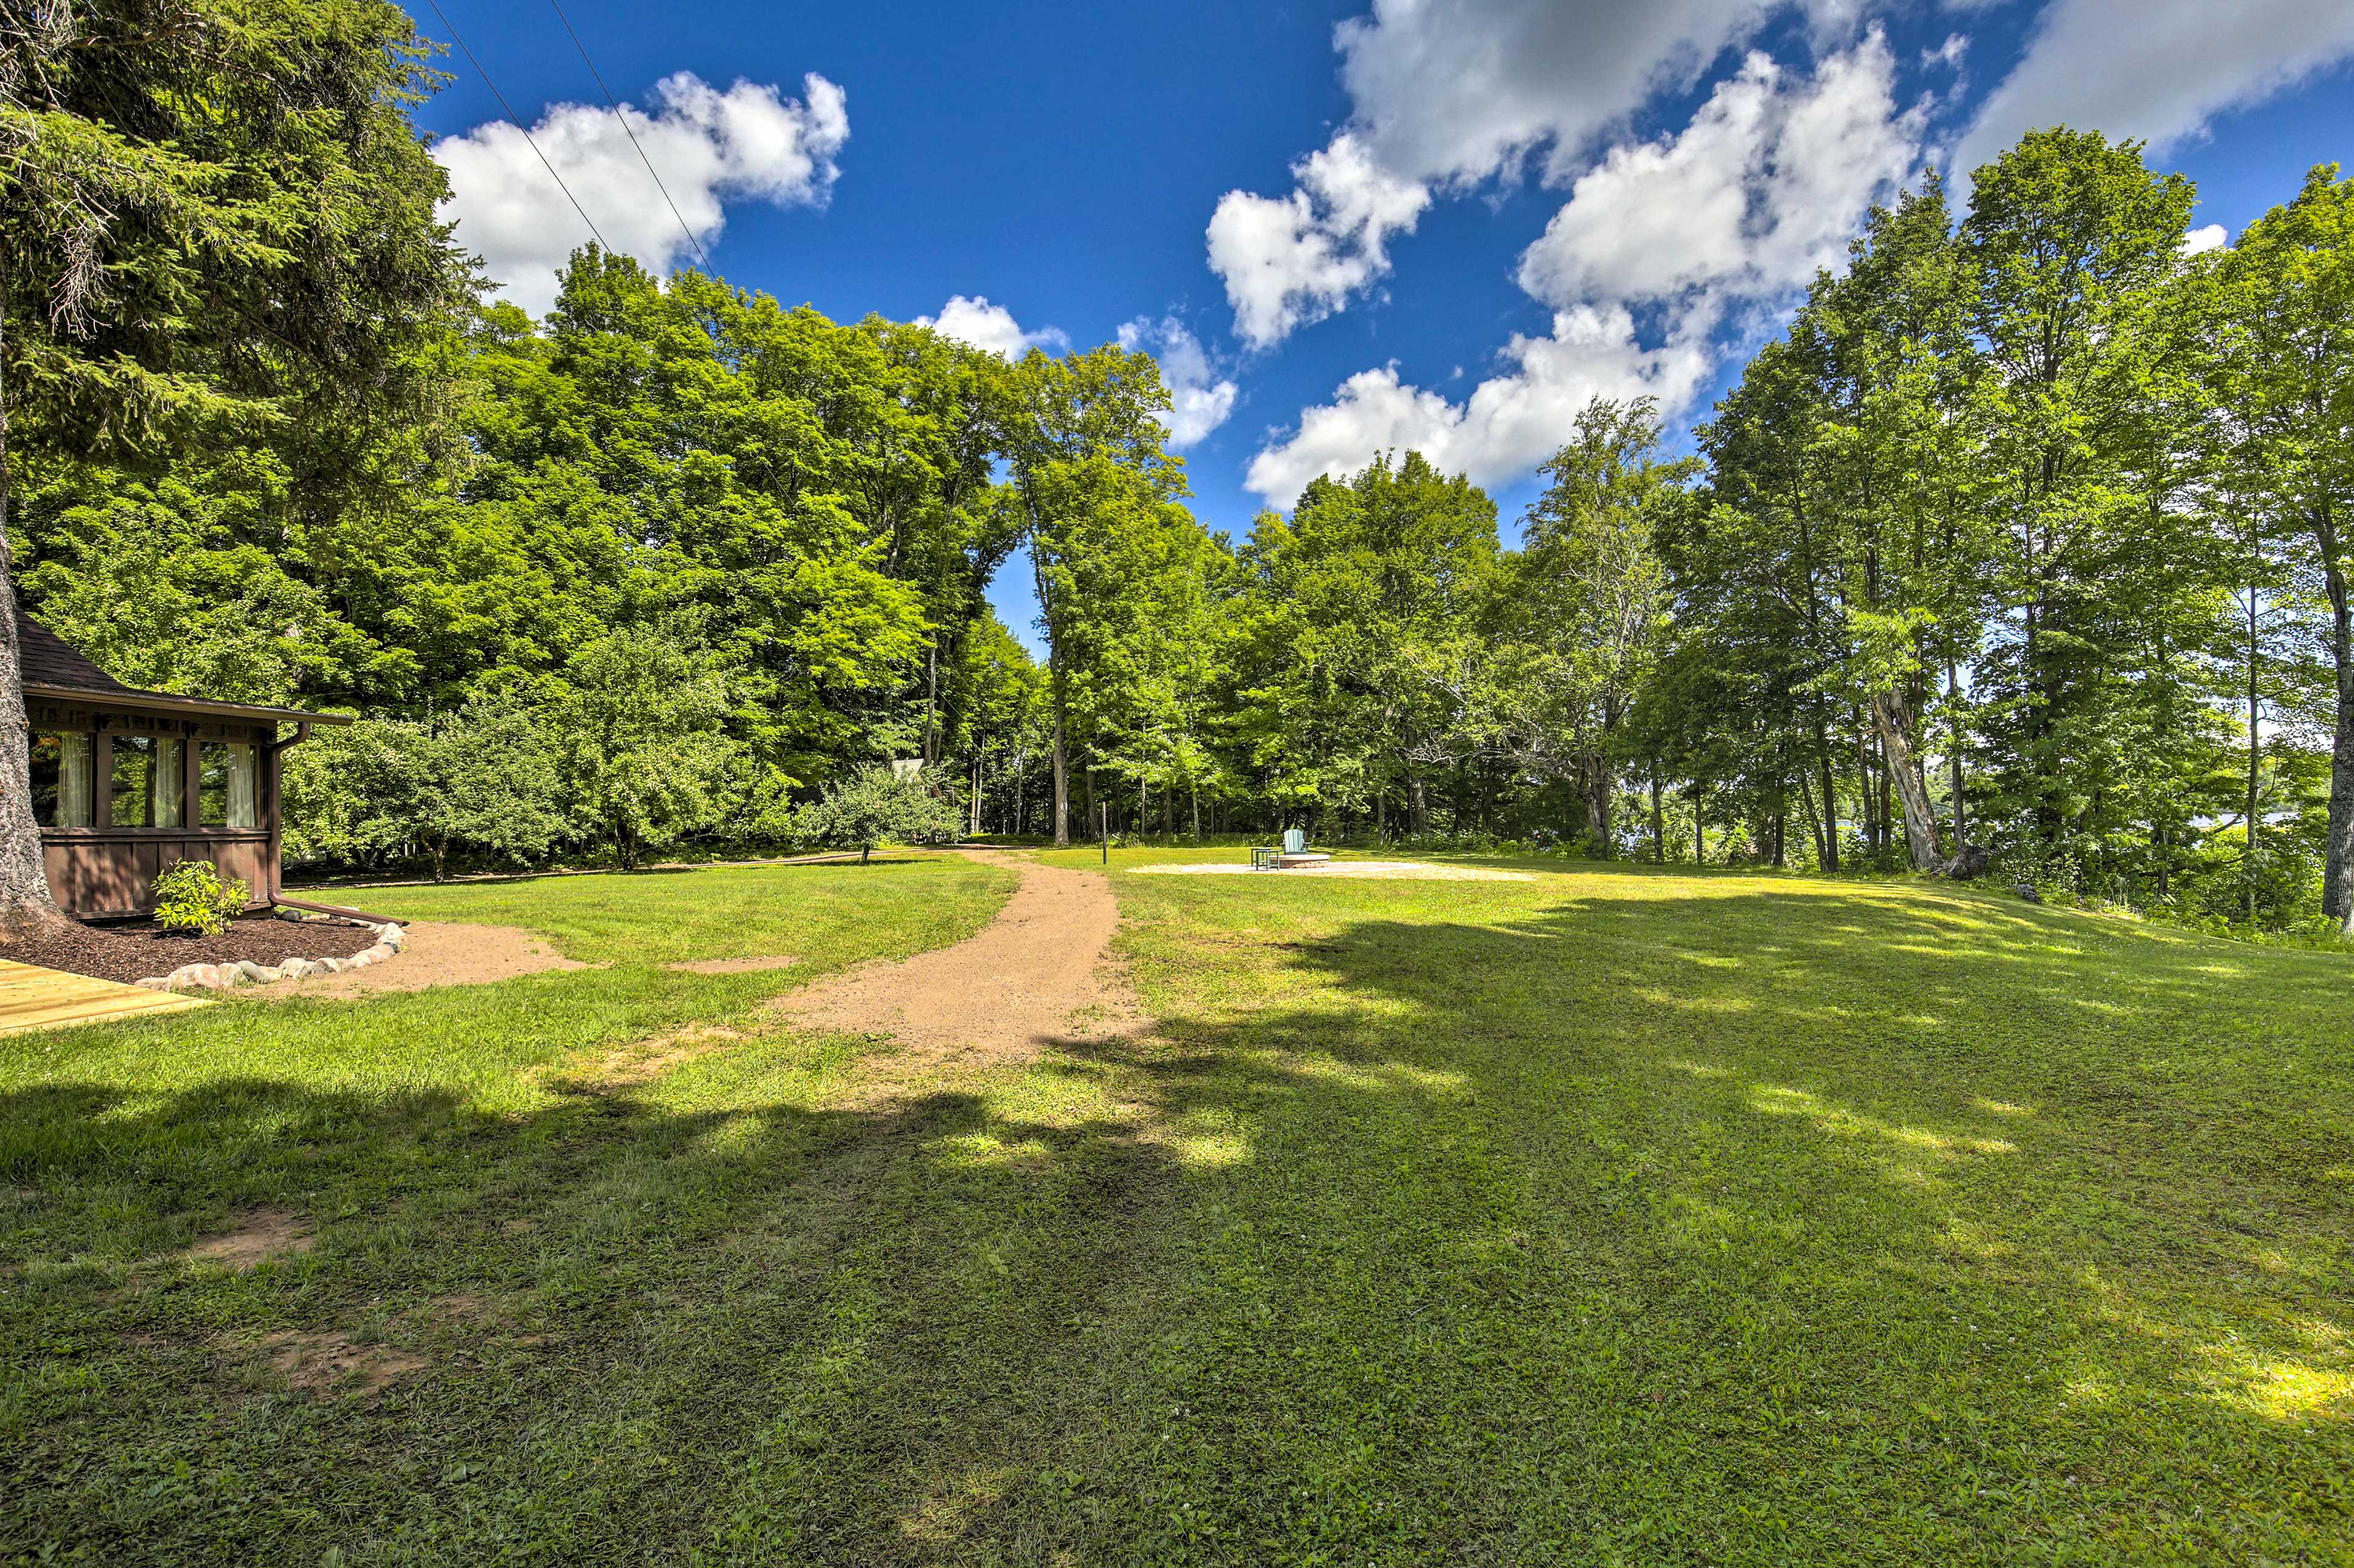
[0,916,379,987]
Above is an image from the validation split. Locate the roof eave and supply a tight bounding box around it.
[21,683,357,726]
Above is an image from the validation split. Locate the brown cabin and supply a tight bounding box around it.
[16,609,351,919]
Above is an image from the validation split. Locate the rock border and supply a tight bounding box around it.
[135,920,406,993]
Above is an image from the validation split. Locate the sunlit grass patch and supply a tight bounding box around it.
[6,847,2352,1562]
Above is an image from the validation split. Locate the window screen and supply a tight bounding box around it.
[111,736,154,827]
[153,737,185,827]
[29,733,94,828]
[106,734,186,828]
[199,742,259,828]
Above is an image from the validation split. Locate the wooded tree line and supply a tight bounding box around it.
[1191,132,2354,936]
[4,7,2348,932]
[1645,131,2354,935]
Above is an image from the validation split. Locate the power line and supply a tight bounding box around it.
[420,0,611,254]
[548,0,712,270]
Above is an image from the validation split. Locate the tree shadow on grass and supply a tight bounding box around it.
[1054,879,2353,1559]
[0,1053,1205,1564]
[4,878,2350,1563]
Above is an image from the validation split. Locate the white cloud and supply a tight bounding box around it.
[2181,222,2229,255]
[1520,37,1919,310]
[916,295,1067,360]
[437,72,847,316]
[1252,36,1919,508]
[1206,134,1431,349]
[1117,318,1239,447]
[1206,0,1879,347]
[1333,0,1837,189]
[1245,306,1714,506]
[1953,0,2354,178]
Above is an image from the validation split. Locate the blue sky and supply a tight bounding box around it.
[412,0,2354,646]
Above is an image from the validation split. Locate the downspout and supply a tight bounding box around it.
[262,720,313,907]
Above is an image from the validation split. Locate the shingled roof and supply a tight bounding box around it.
[14,604,144,701]
[12,603,350,725]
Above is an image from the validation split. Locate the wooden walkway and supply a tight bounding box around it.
[0,959,208,1037]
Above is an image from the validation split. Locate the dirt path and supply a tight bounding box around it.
[1129,859,1532,881]
[767,851,1139,1075]
[262,923,586,999]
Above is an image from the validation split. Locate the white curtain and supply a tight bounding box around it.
[226,743,258,829]
[153,739,185,828]
[56,735,93,828]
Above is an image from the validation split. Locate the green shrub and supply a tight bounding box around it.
[151,859,246,937]
[794,766,962,864]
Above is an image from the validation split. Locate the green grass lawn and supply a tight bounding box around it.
[4,850,2350,1563]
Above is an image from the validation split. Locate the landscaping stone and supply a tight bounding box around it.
[129,924,398,992]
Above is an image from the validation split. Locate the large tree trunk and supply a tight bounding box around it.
[1811,721,1840,873]
[1586,755,1615,858]
[1868,689,1945,871]
[2319,507,2354,932]
[1798,768,1826,870]
[2247,573,2261,925]
[1855,732,1880,856]
[923,641,940,765]
[0,299,64,933]
[1049,692,1070,848]
[1945,657,1967,847]
[1034,523,1071,848]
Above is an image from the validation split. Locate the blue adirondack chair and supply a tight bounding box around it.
[1255,828,1327,870]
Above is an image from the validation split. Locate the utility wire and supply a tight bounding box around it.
[549,0,712,270]
[420,0,611,253]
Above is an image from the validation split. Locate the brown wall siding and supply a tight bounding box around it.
[41,833,276,919]
[29,704,286,919]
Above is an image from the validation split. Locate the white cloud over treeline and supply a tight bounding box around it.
[916,295,1068,361]
[437,72,849,316]
[914,303,1236,449]
[1227,0,2354,509]
[1241,22,1919,504]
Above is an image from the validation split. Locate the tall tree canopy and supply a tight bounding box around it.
[7,9,2352,938]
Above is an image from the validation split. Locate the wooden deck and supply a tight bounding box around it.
[0,958,208,1037]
